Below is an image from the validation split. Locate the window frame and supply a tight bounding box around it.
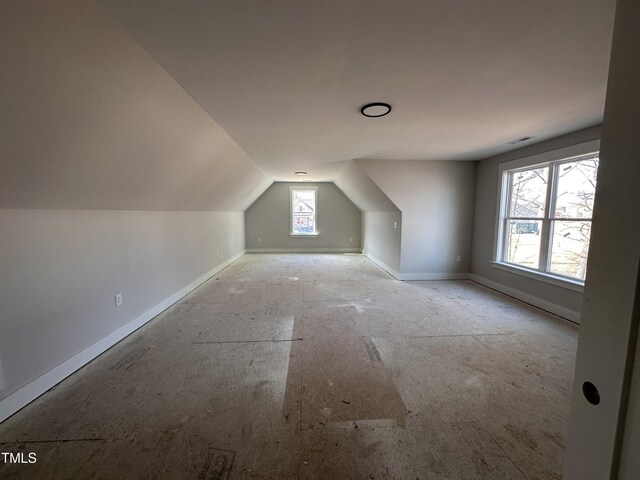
[290,186,318,237]
[493,140,600,291]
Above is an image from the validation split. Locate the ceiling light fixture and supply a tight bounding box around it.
[506,136,534,145]
[361,102,392,118]
[294,171,308,176]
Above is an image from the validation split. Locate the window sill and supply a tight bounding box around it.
[290,234,318,238]
[490,261,584,293]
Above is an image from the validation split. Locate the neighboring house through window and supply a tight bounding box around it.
[290,187,318,235]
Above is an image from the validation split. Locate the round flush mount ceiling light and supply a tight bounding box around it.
[361,102,392,118]
[294,171,308,176]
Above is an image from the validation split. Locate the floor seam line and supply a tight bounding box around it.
[192,339,303,344]
[408,333,511,339]
[487,431,529,480]
[0,438,107,444]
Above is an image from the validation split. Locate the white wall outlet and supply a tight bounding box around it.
[216,250,220,257]
[257,237,261,243]
[115,293,123,307]
[393,221,398,229]
[386,249,390,257]
[349,237,353,243]
[456,254,462,262]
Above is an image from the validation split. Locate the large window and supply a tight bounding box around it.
[290,187,317,235]
[496,149,599,283]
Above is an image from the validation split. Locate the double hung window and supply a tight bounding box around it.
[496,148,599,283]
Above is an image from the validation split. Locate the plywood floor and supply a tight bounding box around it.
[0,254,578,479]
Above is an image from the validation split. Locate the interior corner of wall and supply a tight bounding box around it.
[0,359,5,391]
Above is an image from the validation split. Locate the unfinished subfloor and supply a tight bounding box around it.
[0,254,578,479]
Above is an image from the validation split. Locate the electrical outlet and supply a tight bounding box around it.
[216,250,220,256]
[115,293,123,307]
[386,249,390,257]
[257,237,261,243]
[349,237,353,242]
[456,254,462,262]
[393,222,398,229]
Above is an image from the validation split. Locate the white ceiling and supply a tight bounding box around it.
[98,0,616,182]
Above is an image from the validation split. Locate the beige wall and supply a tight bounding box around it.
[356,160,476,277]
[0,0,268,417]
[0,210,245,401]
[335,160,401,275]
[470,125,601,319]
[245,182,361,251]
[362,212,403,275]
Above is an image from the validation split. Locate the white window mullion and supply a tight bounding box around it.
[538,164,555,271]
[545,163,561,273]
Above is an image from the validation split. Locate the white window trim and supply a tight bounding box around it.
[492,139,600,289]
[290,185,318,236]
[490,261,584,292]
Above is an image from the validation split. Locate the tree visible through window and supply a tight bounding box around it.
[499,153,598,281]
[291,188,317,235]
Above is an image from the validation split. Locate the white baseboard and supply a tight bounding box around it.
[363,254,580,323]
[363,252,402,279]
[468,273,580,323]
[0,250,245,423]
[246,248,361,253]
[398,272,470,281]
[363,253,469,281]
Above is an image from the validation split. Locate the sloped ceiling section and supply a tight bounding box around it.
[334,161,399,212]
[0,0,271,211]
[97,0,614,181]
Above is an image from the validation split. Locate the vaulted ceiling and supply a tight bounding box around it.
[98,0,615,181]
